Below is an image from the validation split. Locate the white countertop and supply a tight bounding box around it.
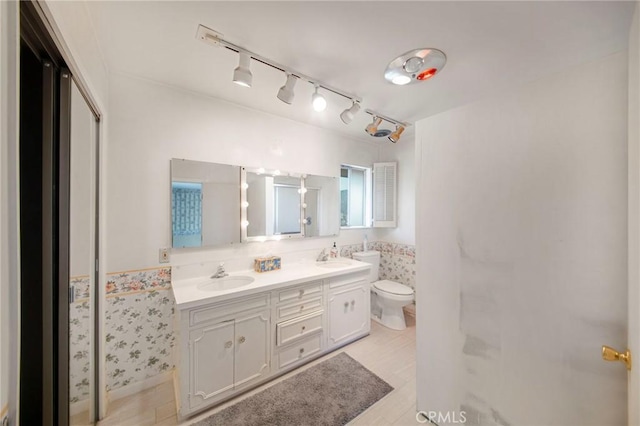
[171,259,371,310]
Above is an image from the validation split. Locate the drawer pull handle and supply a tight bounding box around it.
[351,300,356,306]
[300,348,305,354]
[225,341,233,349]
[344,302,349,308]
[299,289,305,297]
[300,305,304,310]
[238,336,246,344]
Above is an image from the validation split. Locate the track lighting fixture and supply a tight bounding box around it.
[277,73,297,104]
[233,51,252,88]
[340,101,361,124]
[197,24,412,138]
[388,125,405,143]
[365,117,382,136]
[311,85,327,112]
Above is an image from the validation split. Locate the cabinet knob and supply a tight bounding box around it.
[351,300,356,306]
[344,301,349,308]
[225,341,233,349]
[299,348,305,354]
[301,326,306,332]
[238,336,246,344]
[300,305,304,310]
[299,289,305,297]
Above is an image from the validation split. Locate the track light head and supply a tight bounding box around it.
[277,73,297,104]
[340,101,361,124]
[233,51,252,88]
[365,117,382,135]
[388,125,405,143]
[311,85,327,112]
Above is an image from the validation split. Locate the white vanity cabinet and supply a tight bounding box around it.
[274,281,325,370]
[178,295,270,413]
[174,267,370,419]
[327,273,371,349]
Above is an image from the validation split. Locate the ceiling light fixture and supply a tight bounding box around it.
[385,48,446,86]
[311,85,327,112]
[196,24,411,140]
[277,73,297,104]
[233,51,253,88]
[340,101,361,124]
[365,117,382,136]
[388,125,405,143]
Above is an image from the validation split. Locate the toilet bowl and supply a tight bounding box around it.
[352,250,415,330]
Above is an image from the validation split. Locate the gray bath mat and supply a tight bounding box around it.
[193,352,393,426]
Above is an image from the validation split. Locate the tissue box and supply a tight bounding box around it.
[254,256,281,273]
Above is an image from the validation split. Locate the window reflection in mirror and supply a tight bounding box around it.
[243,169,303,240]
[171,159,241,248]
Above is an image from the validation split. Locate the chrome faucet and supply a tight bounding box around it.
[316,249,329,262]
[211,263,228,279]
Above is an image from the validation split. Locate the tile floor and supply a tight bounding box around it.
[94,315,417,426]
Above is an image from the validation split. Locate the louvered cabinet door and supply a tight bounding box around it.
[373,162,397,228]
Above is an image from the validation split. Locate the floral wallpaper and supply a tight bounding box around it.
[341,241,416,289]
[70,276,91,404]
[104,267,175,391]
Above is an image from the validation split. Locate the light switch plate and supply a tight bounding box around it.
[159,247,170,263]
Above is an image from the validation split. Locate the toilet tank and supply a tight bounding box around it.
[352,250,380,283]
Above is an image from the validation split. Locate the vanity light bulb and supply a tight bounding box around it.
[241,201,249,208]
[273,170,281,176]
[241,183,249,190]
[241,220,249,227]
[302,203,307,208]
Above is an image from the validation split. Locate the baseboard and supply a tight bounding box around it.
[107,370,174,404]
[403,303,416,318]
[69,398,89,417]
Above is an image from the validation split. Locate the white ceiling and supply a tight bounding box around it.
[85,1,635,144]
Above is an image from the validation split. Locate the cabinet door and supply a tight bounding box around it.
[328,283,369,348]
[234,309,270,388]
[188,320,235,409]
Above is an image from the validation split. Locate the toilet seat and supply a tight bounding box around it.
[373,280,413,296]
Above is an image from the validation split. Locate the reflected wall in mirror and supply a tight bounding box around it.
[303,175,340,237]
[171,159,241,248]
[241,168,304,242]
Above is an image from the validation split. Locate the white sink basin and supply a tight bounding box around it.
[197,276,255,291]
[316,260,352,269]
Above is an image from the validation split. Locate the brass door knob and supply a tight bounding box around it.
[602,345,632,371]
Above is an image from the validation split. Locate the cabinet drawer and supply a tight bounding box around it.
[276,310,323,346]
[189,294,269,327]
[278,281,322,303]
[328,272,369,289]
[276,296,323,322]
[277,334,323,370]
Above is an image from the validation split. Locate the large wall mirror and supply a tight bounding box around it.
[171,159,241,248]
[241,168,304,242]
[303,175,340,238]
[170,159,341,248]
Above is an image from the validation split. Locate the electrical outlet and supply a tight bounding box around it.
[159,247,170,263]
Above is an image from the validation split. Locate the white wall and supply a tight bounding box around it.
[377,137,415,245]
[0,1,19,422]
[107,73,381,273]
[628,5,639,425]
[416,51,628,425]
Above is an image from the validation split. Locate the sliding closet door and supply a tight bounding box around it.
[68,80,98,425]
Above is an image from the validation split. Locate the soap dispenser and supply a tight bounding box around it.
[330,242,338,258]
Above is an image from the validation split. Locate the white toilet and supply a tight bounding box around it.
[352,250,414,330]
